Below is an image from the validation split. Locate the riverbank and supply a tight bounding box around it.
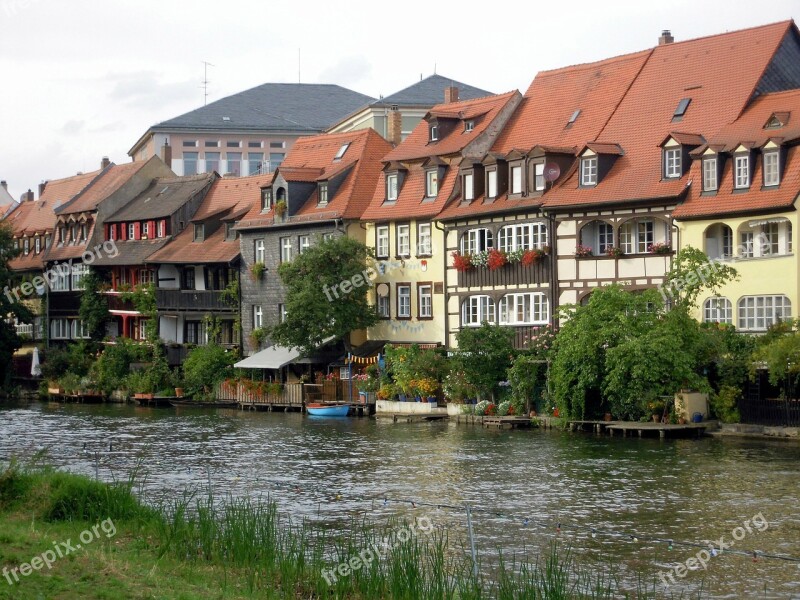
[0,464,683,600]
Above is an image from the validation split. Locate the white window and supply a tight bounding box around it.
[735,155,750,188]
[704,297,732,324]
[397,285,411,318]
[534,163,545,191]
[430,125,438,141]
[52,266,70,292]
[738,296,791,331]
[322,232,334,242]
[280,237,293,262]
[71,319,90,339]
[762,223,779,255]
[464,120,474,132]
[498,293,549,325]
[254,239,265,263]
[71,263,89,290]
[299,235,310,254]
[377,293,390,318]
[183,152,198,176]
[581,157,598,186]
[581,221,614,254]
[158,221,165,238]
[740,231,754,258]
[396,224,410,257]
[462,296,495,326]
[664,148,682,178]
[764,152,780,186]
[386,174,398,201]
[703,158,718,191]
[464,173,474,201]
[194,223,204,242]
[108,225,116,241]
[510,165,522,194]
[418,285,432,318]
[417,223,432,255]
[497,223,548,252]
[128,223,135,239]
[23,238,29,255]
[426,170,438,197]
[636,220,655,254]
[253,305,263,329]
[278,304,288,323]
[139,269,154,285]
[487,170,498,198]
[141,222,149,238]
[50,319,69,339]
[376,226,390,258]
[318,183,328,206]
[261,189,272,211]
[34,237,40,254]
[460,228,493,254]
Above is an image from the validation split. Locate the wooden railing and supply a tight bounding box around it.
[215,380,367,406]
[156,289,233,312]
[457,260,550,289]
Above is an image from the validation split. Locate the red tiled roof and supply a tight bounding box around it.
[57,161,150,215]
[666,132,706,147]
[674,89,800,219]
[544,20,795,209]
[382,91,519,162]
[584,142,624,155]
[148,173,273,264]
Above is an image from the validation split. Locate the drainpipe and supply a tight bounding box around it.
[435,220,450,349]
[547,211,559,330]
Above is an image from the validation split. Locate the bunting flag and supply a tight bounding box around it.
[346,353,381,365]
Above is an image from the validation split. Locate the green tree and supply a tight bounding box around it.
[660,246,739,309]
[0,222,33,388]
[182,344,236,398]
[79,270,110,341]
[452,323,515,401]
[270,236,378,355]
[508,325,555,414]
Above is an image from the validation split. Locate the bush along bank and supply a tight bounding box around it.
[0,462,700,599]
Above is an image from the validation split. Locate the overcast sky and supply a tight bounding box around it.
[1,0,797,200]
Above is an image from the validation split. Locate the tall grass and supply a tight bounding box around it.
[0,461,700,599]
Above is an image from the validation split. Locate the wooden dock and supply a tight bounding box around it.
[568,420,619,434]
[606,422,710,439]
[376,413,449,424]
[481,416,534,429]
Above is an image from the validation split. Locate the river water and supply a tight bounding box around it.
[1,402,799,598]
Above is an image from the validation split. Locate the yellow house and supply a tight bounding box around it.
[673,90,800,330]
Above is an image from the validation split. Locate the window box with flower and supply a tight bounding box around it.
[451,251,473,272]
[605,246,624,258]
[575,245,594,258]
[648,241,672,255]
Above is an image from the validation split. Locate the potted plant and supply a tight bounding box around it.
[416,377,439,403]
[605,246,624,258]
[521,248,546,266]
[274,200,288,218]
[251,261,266,280]
[249,327,267,350]
[486,249,508,271]
[451,251,472,272]
[575,245,594,258]
[648,241,672,255]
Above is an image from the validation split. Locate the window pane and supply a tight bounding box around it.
[511,166,522,193]
[464,173,474,200]
[487,171,497,198]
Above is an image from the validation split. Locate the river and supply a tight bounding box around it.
[1,402,799,598]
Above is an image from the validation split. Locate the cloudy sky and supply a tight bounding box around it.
[0,0,797,200]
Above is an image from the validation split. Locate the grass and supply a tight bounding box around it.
[0,460,698,599]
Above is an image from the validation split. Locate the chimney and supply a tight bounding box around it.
[21,189,34,202]
[38,181,47,198]
[101,156,111,170]
[160,141,172,168]
[444,86,459,104]
[387,106,402,146]
[659,29,674,45]
[0,181,6,191]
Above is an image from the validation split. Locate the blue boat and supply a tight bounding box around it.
[306,403,350,417]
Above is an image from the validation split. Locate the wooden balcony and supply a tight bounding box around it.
[155,289,234,312]
[457,260,550,289]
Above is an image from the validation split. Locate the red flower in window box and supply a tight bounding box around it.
[486,249,508,271]
[522,248,546,266]
[451,251,473,272]
[485,403,497,416]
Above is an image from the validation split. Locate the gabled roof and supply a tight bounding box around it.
[382,91,520,163]
[544,20,798,210]
[105,174,216,222]
[674,88,800,220]
[148,173,273,264]
[143,83,374,136]
[238,129,392,228]
[56,159,154,216]
[373,74,492,107]
[0,184,15,217]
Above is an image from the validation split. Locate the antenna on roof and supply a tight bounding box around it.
[201,61,215,106]
[298,48,301,83]
[434,62,437,75]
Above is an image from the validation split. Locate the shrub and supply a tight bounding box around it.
[474,400,490,415]
[710,385,741,423]
[497,400,512,416]
[182,345,235,398]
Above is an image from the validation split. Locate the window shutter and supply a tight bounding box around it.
[148,220,156,238]
[134,222,141,240]
[120,224,127,241]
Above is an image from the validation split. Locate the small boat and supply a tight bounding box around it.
[306,403,350,417]
[169,399,239,408]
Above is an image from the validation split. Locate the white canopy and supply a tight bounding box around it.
[30,347,42,377]
[234,345,300,370]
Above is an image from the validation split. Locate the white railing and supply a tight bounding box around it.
[15,323,33,336]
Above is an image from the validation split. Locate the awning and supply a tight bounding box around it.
[747,217,789,227]
[234,345,300,370]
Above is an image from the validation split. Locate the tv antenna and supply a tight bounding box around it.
[201,61,215,105]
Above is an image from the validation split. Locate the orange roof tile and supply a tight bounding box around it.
[57,161,150,215]
[544,20,795,209]
[382,92,520,162]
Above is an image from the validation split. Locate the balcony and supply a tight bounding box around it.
[156,289,234,312]
[457,260,550,289]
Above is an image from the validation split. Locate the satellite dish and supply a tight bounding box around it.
[377,283,389,297]
[543,163,561,182]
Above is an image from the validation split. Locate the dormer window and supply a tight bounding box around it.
[226,222,236,240]
[464,120,474,133]
[763,151,780,187]
[386,174,398,201]
[703,157,718,192]
[70,224,78,242]
[23,238,29,255]
[158,220,165,238]
[764,112,789,129]
[463,173,474,201]
[34,237,41,254]
[664,147,681,178]
[429,125,439,142]
[334,143,350,160]
[58,226,65,244]
[141,222,148,239]
[318,183,329,207]
[261,188,272,211]
[194,223,204,242]
[533,163,545,191]
[128,223,135,239]
[487,170,498,198]
[580,156,598,186]
[425,170,438,198]
[734,154,750,189]
[510,164,523,195]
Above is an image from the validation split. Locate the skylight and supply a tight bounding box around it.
[673,98,691,121]
[334,143,350,160]
[568,109,581,124]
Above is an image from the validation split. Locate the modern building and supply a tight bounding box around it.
[328,74,492,144]
[236,128,392,356]
[128,83,375,177]
[361,90,522,347]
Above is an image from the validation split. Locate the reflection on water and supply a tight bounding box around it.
[1,403,799,598]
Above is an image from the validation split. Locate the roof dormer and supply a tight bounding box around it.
[382,161,407,204]
[760,139,786,188]
[481,153,508,201]
[578,143,622,187]
[732,143,755,190]
[659,132,704,180]
[764,112,790,130]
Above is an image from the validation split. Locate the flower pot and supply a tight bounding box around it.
[175,388,184,398]
[427,396,437,404]
[398,394,407,402]
[678,417,687,425]
[415,396,422,402]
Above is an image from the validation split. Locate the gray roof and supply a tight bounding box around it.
[374,74,493,107]
[92,238,170,267]
[106,174,214,222]
[152,83,375,133]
